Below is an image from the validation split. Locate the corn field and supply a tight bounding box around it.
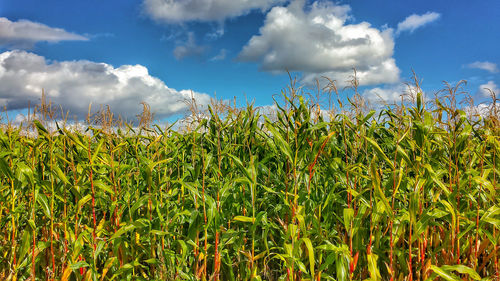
[0,79,499,281]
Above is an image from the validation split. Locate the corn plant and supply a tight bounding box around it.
[0,79,498,281]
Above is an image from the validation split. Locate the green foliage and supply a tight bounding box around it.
[0,81,499,281]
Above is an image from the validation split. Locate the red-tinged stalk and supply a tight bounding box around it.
[5,133,17,279]
[214,230,220,281]
[308,132,335,194]
[49,137,56,280]
[390,112,403,281]
[341,117,354,280]
[214,121,222,281]
[350,251,359,277]
[108,137,119,232]
[190,134,201,277]
[62,138,69,268]
[10,177,16,277]
[202,146,208,278]
[249,150,257,279]
[87,140,97,253]
[290,124,301,281]
[68,143,85,275]
[421,233,428,278]
[475,144,486,269]
[147,146,153,223]
[467,138,474,269]
[446,139,455,257]
[285,161,290,217]
[30,147,36,280]
[454,138,461,264]
[343,121,351,209]
[493,146,498,279]
[390,155,397,280]
[45,227,50,281]
[456,215,460,264]
[389,220,394,281]
[408,221,413,281]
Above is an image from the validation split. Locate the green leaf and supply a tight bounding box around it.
[150,230,169,236]
[343,208,354,231]
[64,129,86,149]
[69,261,90,270]
[301,237,315,279]
[428,265,460,281]
[130,195,150,216]
[18,229,31,263]
[77,194,92,211]
[16,162,33,184]
[364,136,395,170]
[336,255,348,281]
[91,138,105,163]
[440,265,481,280]
[0,157,13,179]
[33,120,49,136]
[225,154,253,183]
[367,253,381,281]
[234,216,255,223]
[177,240,188,262]
[144,258,158,264]
[264,117,293,163]
[28,219,36,231]
[94,240,106,259]
[53,165,70,185]
[110,224,136,240]
[371,159,393,218]
[36,192,51,219]
[396,145,411,165]
[94,180,114,195]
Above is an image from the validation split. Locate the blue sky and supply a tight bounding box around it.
[0,0,499,123]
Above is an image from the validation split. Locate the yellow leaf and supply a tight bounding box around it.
[61,266,72,281]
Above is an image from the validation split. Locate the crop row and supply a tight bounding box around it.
[0,84,499,280]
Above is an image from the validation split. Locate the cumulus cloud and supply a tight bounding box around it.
[396,12,441,35]
[465,103,500,120]
[300,59,399,87]
[0,17,88,49]
[0,50,210,120]
[478,81,499,97]
[238,0,400,86]
[466,61,499,73]
[363,85,405,104]
[173,32,206,60]
[143,0,285,23]
[363,84,425,106]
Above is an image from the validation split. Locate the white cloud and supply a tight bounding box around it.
[238,0,400,86]
[210,49,227,61]
[300,58,400,87]
[10,114,86,133]
[0,17,88,48]
[465,103,500,120]
[466,61,499,73]
[363,85,405,104]
[143,0,285,23]
[478,81,499,97]
[396,12,441,35]
[0,50,211,120]
[206,24,225,39]
[363,84,425,105]
[173,32,206,60]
